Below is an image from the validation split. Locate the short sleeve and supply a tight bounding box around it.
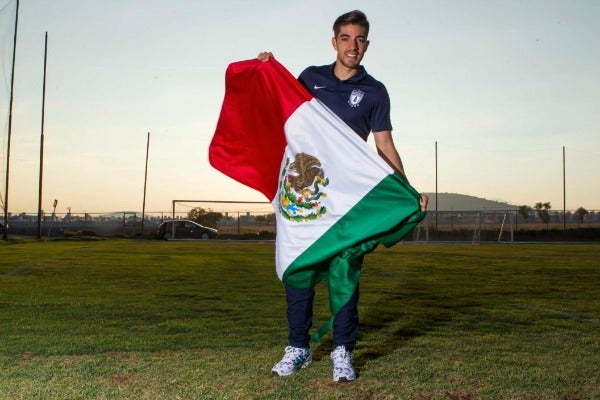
[370,85,393,132]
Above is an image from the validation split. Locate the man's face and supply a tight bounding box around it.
[332,24,370,69]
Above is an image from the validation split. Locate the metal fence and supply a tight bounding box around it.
[4,209,600,242]
[414,210,600,242]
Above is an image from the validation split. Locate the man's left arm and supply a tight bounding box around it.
[374,131,429,211]
[373,130,407,180]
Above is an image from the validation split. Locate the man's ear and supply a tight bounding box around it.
[331,36,337,51]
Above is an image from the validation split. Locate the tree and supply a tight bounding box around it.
[534,202,551,228]
[187,207,223,228]
[265,213,276,225]
[255,215,266,226]
[255,213,276,226]
[575,207,589,226]
[517,205,532,221]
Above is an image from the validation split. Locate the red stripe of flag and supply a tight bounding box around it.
[209,58,313,201]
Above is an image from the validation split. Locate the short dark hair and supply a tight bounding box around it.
[333,10,370,38]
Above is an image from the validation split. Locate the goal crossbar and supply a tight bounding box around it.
[171,200,271,219]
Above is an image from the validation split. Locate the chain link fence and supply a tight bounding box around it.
[414,210,600,242]
[4,209,599,242]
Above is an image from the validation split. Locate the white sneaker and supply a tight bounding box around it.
[271,346,312,376]
[331,345,356,382]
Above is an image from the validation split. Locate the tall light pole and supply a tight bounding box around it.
[435,140,438,230]
[141,132,150,235]
[3,0,19,240]
[37,32,48,239]
[563,146,566,231]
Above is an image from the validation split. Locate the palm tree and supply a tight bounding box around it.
[534,202,551,229]
[575,207,589,228]
[517,205,532,221]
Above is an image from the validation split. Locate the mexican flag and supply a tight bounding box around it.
[209,58,425,340]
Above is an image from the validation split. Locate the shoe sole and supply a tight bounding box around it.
[334,377,355,382]
[271,358,312,377]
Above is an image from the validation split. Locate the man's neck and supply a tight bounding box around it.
[333,62,360,81]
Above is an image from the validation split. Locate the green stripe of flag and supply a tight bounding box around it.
[282,173,426,340]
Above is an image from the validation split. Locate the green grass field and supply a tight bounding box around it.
[1,239,598,399]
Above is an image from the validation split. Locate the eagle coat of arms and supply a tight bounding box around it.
[278,152,329,222]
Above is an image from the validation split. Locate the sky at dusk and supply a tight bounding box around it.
[1,0,599,215]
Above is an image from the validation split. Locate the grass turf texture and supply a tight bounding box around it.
[0,239,598,399]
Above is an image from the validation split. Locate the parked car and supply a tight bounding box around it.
[155,220,218,240]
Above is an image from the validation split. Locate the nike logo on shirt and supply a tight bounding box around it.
[313,85,326,90]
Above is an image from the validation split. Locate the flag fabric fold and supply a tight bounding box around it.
[208,58,312,201]
[210,58,426,340]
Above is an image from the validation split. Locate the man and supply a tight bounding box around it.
[259,10,427,382]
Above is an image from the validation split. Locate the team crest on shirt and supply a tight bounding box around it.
[278,153,329,222]
[348,89,364,107]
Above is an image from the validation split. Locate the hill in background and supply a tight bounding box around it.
[422,193,517,211]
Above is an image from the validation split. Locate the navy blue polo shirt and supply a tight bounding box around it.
[298,63,392,141]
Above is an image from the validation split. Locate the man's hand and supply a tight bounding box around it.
[420,194,429,212]
[257,52,273,62]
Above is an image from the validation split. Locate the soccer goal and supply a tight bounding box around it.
[171,200,274,236]
[171,200,272,219]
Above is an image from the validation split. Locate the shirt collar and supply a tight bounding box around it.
[329,62,367,83]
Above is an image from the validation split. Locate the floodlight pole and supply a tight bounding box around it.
[562,146,566,231]
[435,140,438,230]
[141,132,150,235]
[3,0,19,240]
[37,32,48,239]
